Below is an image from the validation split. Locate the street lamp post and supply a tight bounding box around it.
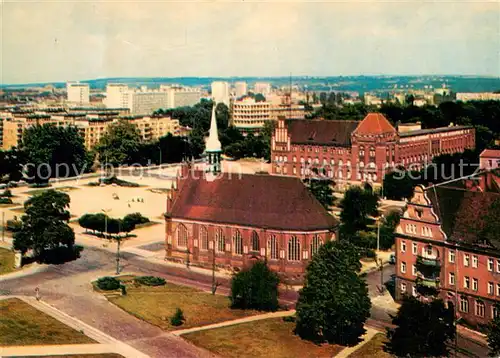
[1,211,5,242]
[101,208,111,240]
[116,220,121,275]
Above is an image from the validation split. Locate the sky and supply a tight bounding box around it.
[1,0,499,84]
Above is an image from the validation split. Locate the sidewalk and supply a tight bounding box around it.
[171,310,295,336]
[335,326,380,358]
[1,295,149,358]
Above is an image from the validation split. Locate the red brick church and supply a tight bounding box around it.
[165,104,338,281]
[271,113,475,184]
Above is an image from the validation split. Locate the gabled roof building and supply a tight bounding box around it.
[271,113,475,185]
[165,104,338,282]
[395,170,500,326]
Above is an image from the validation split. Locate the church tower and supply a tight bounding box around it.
[205,102,222,174]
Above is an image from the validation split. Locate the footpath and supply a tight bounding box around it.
[0,295,149,358]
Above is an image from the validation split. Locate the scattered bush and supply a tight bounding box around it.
[99,176,139,187]
[283,315,296,323]
[5,219,22,232]
[123,212,150,226]
[1,189,13,198]
[230,261,280,311]
[96,276,121,291]
[0,197,13,204]
[170,308,185,326]
[134,276,166,286]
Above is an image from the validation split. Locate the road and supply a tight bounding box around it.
[0,247,488,358]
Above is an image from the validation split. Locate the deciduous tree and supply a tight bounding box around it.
[295,241,371,346]
[386,296,455,357]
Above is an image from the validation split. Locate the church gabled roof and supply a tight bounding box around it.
[169,171,338,231]
[353,113,396,136]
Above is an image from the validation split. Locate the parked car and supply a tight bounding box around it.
[389,253,396,264]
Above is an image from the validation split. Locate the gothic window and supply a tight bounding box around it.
[216,227,225,253]
[251,231,260,252]
[310,235,322,257]
[288,236,301,261]
[359,146,365,157]
[199,225,208,250]
[370,146,375,157]
[268,235,279,260]
[177,224,188,248]
[233,230,243,255]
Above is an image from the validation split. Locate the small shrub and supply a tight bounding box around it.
[96,276,121,291]
[1,189,13,197]
[124,212,150,225]
[6,219,22,232]
[170,308,185,326]
[283,315,296,323]
[134,276,166,286]
[0,197,13,204]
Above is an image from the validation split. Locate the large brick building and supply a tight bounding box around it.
[395,170,500,326]
[271,113,475,184]
[164,104,338,282]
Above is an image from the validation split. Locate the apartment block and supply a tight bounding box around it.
[66,82,90,105]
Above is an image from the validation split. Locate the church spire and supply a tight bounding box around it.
[204,102,222,174]
[206,102,221,152]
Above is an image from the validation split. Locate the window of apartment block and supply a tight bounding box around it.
[460,297,469,313]
[412,243,417,255]
[464,254,470,267]
[472,255,478,268]
[493,306,500,319]
[401,241,406,253]
[475,300,485,317]
[449,272,455,285]
[488,258,494,271]
[401,262,406,273]
[472,278,478,291]
[497,260,500,273]
[400,282,407,294]
[464,276,470,289]
[412,265,417,276]
[449,250,455,263]
[497,283,500,296]
[412,285,417,297]
[488,282,494,295]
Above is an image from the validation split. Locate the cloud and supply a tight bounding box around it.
[1,0,499,83]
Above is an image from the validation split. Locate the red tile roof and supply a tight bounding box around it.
[169,171,338,231]
[287,119,359,147]
[480,149,500,158]
[353,113,396,136]
[426,170,500,250]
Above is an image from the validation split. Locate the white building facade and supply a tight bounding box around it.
[66,82,90,105]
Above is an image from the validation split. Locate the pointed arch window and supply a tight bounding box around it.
[233,230,243,255]
[251,231,260,252]
[310,235,322,257]
[199,225,208,251]
[268,235,279,260]
[177,224,188,248]
[288,236,301,261]
[215,227,225,253]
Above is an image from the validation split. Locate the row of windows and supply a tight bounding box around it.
[400,284,499,319]
[176,225,323,261]
[292,146,348,155]
[400,242,500,272]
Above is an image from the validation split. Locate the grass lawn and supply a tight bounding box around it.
[106,281,259,331]
[348,333,392,358]
[0,203,17,208]
[183,317,345,358]
[134,221,161,230]
[0,298,96,346]
[0,248,15,275]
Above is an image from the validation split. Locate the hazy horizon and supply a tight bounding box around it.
[2,0,499,84]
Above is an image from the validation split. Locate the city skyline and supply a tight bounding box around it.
[2,0,499,84]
